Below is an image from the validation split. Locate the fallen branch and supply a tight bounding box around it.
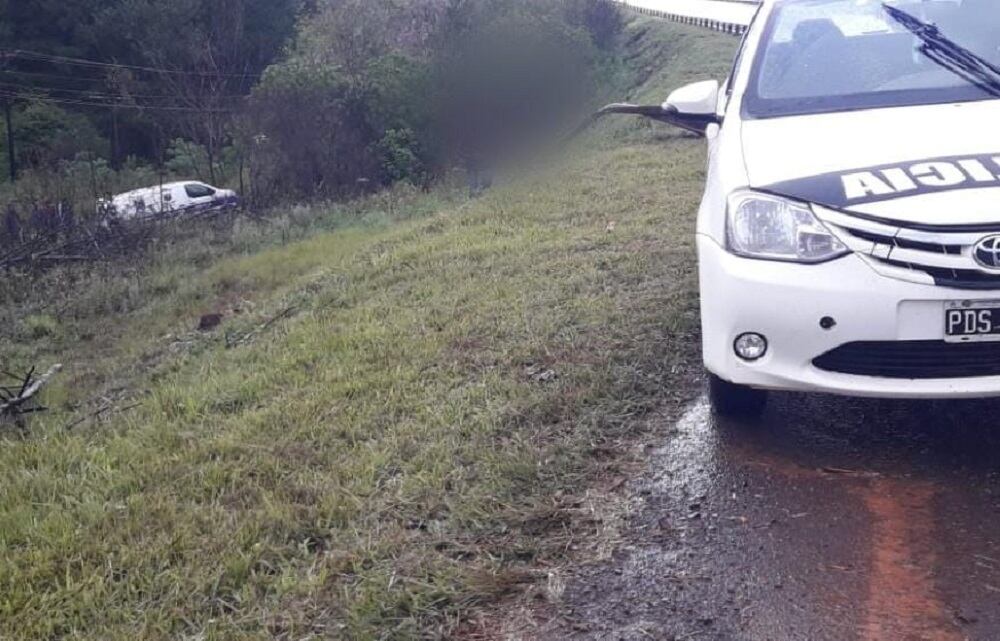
[0,364,62,425]
[35,254,94,262]
[63,400,141,431]
[819,466,880,478]
[225,306,297,348]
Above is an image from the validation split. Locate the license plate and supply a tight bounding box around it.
[945,301,1000,342]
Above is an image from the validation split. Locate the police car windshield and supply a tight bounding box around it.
[744,0,1000,118]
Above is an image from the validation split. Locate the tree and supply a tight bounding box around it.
[245,1,441,200]
[564,0,624,50]
[0,0,304,180]
[1,101,104,169]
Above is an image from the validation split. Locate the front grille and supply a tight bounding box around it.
[845,228,962,255]
[814,207,1000,290]
[872,258,1000,290]
[813,340,1000,379]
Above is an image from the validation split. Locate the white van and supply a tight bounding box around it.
[103,181,239,220]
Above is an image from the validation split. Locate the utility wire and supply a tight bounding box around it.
[0,90,239,113]
[6,50,257,79]
[0,68,104,84]
[0,80,249,101]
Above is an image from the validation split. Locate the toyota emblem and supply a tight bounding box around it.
[974,235,1000,269]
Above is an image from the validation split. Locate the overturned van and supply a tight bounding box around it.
[101,181,239,220]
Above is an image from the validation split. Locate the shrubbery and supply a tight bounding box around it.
[0,102,105,178]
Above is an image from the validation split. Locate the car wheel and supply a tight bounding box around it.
[708,373,767,418]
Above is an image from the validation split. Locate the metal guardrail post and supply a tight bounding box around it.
[615,0,755,36]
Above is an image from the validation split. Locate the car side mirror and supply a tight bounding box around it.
[573,79,723,141]
[663,80,721,136]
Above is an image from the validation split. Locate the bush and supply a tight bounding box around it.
[0,101,107,174]
[378,128,425,185]
[21,314,60,340]
[245,40,438,202]
[244,59,362,201]
[565,0,625,50]
[162,139,239,185]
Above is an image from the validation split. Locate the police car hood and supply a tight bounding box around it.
[742,100,1000,226]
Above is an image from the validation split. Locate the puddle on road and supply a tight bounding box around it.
[648,396,718,499]
[553,392,1000,640]
[635,394,984,640]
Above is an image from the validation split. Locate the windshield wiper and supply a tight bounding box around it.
[884,3,1000,98]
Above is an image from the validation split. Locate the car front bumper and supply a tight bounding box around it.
[698,234,1000,399]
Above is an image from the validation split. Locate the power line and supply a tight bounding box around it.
[6,50,258,79]
[0,68,103,84]
[0,90,239,113]
[0,80,249,101]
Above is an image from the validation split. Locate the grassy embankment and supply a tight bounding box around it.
[0,18,736,641]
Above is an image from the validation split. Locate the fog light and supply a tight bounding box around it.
[734,332,768,361]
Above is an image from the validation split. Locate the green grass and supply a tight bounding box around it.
[0,18,736,641]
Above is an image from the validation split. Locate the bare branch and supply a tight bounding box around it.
[0,364,62,423]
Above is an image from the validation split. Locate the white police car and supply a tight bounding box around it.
[603,0,1000,415]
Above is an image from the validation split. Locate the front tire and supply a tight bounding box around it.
[708,373,767,418]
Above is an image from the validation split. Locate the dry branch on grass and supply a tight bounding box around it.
[63,400,142,432]
[0,364,62,427]
[225,306,297,348]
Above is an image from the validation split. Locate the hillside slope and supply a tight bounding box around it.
[0,18,736,641]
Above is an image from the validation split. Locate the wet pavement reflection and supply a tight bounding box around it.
[552,393,1000,641]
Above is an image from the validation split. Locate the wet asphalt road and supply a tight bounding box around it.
[547,392,1000,641]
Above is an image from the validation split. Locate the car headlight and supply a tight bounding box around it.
[726,190,849,263]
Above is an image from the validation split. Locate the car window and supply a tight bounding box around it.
[184,183,216,198]
[744,0,1000,118]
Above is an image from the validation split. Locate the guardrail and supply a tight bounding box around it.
[616,0,759,36]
